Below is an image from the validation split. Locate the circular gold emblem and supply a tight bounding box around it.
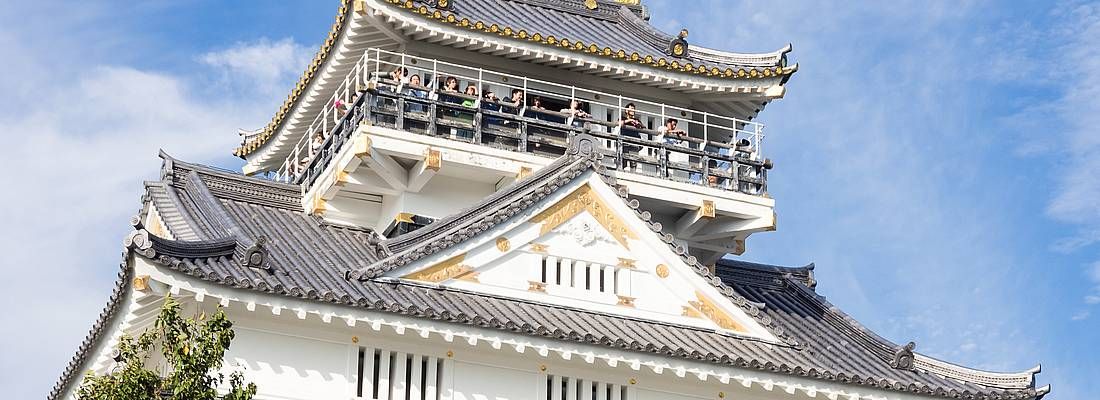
[584,0,598,10]
[656,264,669,278]
[673,43,685,56]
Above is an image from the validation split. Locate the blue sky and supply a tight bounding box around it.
[0,1,1096,399]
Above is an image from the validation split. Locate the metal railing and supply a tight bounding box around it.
[275,48,770,196]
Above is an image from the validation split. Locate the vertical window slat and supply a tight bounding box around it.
[409,354,423,400]
[377,350,391,400]
[424,357,438,400]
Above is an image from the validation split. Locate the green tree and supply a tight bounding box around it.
[77,295,257,400]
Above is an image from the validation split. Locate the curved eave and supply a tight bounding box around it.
[236,0,364,165]
[48,258,131,400]
[379,0,795,83]
[780,274,1043,392]
[914,354,1041,390]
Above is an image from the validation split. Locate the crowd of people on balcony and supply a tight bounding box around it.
[284,64,753,189]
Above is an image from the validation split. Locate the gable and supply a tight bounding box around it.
[386,171,776,341]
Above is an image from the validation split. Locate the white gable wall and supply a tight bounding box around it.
[388,171,776,341]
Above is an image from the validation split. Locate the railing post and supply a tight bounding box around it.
[755,123,763,160]
[700,154,710,187]
[703,113,709,143]
[658,142,667,179]
[616,136,624,171]
[396,97,405,131]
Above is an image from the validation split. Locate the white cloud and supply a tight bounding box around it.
[1046,4,1100,225]
[1071,310,1090,321]
[201,38,314,99]
[0,37,306,399]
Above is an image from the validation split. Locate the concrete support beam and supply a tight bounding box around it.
[407,149,441,193]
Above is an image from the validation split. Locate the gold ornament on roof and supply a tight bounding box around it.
[403,253,477,283]
[688,291,746,332]
[584,0,598,10]
[531,184,638,249]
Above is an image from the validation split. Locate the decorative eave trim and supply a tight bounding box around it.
[722,261,1042,392]
[384,0,795,80]
[234,0,353,158]
[47,255,132,400]
[136,253,1043,400]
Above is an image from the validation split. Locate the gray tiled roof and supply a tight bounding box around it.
[51,149,1046,400]
[396,0,792,71]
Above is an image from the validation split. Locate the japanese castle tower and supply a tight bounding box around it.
[52,1,1049,400]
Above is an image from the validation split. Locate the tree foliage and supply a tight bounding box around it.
[77,295,257,400]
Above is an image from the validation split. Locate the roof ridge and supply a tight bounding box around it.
[716,259,816,290]
[778,276,1040,390]
[179,171,253,242]
[160,151,302,211]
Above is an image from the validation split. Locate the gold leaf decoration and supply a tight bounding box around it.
[531,184,638,249]
[402,253,476,283]
[688,291,746,332]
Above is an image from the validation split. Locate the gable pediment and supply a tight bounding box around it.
[379,158,776,342]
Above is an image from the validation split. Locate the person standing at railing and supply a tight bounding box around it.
[705,142,733,189]
[309,131,325,155]
[658,118,701,183]
[505,89,524,114]
[618,103,645,171]
[561,99,591,128]
[404,74,429,114]
[462,84,478,108]
[388,67,408,85]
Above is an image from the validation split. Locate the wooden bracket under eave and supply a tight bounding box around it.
[354,135,372,158]
[701,200,716,219]
[517,166,533,179]
[310,193,327,215]
[133,275,151,292]
[425,148,442,171]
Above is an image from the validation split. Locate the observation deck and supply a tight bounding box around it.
[265,49,776,264]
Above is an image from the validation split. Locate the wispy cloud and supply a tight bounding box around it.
[0,33,306,398]
[200,38,313,99]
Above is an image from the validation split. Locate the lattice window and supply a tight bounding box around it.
[543,375,632,400]
[538,254,630,296]
[357,347,445,400]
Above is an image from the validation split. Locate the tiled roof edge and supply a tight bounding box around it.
[160,151,302,211]
[383,0,796,79]
[779,275,1040,391]
[47,253,131,400]
[140,247,1038,400]
[716,259,816,290]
